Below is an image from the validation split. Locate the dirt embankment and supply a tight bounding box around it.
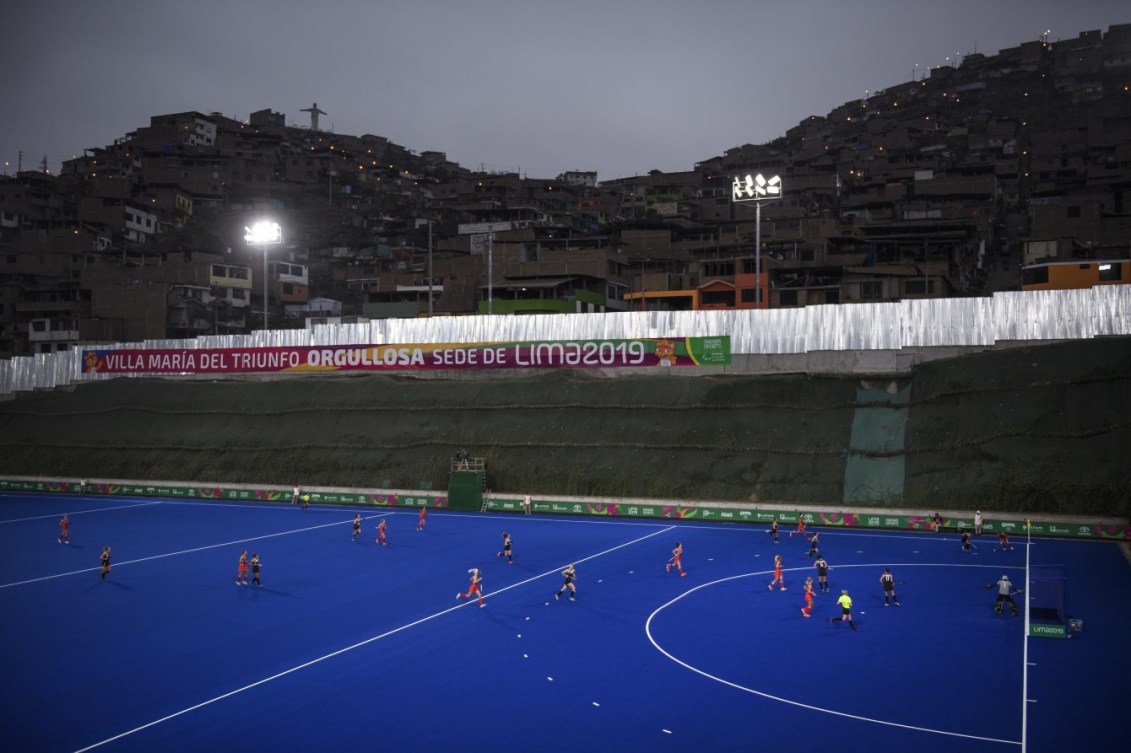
[1,338,1127,517]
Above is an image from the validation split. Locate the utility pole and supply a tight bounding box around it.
[427,220,434,316]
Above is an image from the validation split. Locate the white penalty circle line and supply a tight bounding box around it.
[644,562,1024,746]
[71,524,676,752]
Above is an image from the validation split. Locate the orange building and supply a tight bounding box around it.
[1021,260,1130,291]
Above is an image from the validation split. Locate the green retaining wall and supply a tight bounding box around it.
[843,381,911,505]
[1,338,1128,517]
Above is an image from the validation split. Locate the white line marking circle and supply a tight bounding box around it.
[644,562,1022,746]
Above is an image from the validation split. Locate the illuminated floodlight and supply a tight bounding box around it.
[731,173,782,202]
[244,221,282,245]
[245,221,282,329]
[730,174,783,308]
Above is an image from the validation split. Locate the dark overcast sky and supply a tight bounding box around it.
[2,1,1126,181]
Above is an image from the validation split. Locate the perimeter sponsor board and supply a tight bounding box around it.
[486,499,524,512]
[616,504,663,518]
[689,508,750,521]
[539,502,585,515]
[80,336,731,375]
[1094,524,1131,540]
[1029,623,1067,638]
[2,477,1126,538]
[1043,523,1070,536]
[862,515,909,529]
[504,501,1131,540]
[223,488,260,501]
[0,478,446,508]
[989,520,1023,533]
[0,479,54,492]
[397,495,442,507]
[293,492,445,507]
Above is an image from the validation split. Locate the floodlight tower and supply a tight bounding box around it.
[730,173,783,306]
[244,221,282,329]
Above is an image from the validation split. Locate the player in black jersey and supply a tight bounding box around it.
[497,532,513,564]
[879,567,901,606]
[807,531,821,559]
[555,564,577,601]
[813,554,830,593]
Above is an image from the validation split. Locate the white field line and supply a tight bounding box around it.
[0,501,162,524]
[0,512,393,589]
[645,562,1024,746]
[72,524,675,753]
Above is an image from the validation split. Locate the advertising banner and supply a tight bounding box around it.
[517,498,1129,540]
[0,478,445,508]
[81,336,731,375]
[1029,623,1067,638]
[486,498,525,513]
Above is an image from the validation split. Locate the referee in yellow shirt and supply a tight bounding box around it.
[829,589,858,631]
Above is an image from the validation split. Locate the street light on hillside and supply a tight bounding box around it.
[639,257,651,311]
[244,220,282,329]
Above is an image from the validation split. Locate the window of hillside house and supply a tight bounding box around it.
[860,281,883,299]
[700,290,734,306]
[905,279,935,295]
[1021,266,1049,286]
[1098,263,1121,282]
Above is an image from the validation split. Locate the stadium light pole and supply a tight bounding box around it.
[244,221,282,330]
[731,173,782,307]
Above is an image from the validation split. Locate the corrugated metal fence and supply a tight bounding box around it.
[2,286,1128,398]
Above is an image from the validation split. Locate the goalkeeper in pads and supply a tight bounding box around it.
[993,574,1020,617]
